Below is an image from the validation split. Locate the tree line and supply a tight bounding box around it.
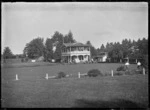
[2,30,148,64]
[97,38,148,62]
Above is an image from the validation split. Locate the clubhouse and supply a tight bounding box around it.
[61,42,91,63]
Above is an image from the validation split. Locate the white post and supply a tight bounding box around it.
[16,74,19,80]
[78,72,80,78]
[111,70,113,77]
[46,73,49,80]
[143,68,145,75]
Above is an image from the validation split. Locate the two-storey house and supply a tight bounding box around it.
[61,42,91,63]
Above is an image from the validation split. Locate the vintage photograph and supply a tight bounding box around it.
[1,2,148,108]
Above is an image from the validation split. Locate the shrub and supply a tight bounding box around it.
[116,66,126,71]
[57,72,66,78]
[87,69,102,77]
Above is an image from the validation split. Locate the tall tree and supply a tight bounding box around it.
[106,42,114,60]
[45,38,53,61]
[86,41,92,45]
[51,31,64,60]
[100,44,105,52]
[44,31,76,62]
[64,30,76,43]
[3,47,14,59]
[23,37,45,59]
[121,39,130,58]
[86,41,97,57]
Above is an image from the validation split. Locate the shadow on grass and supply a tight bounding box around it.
[72,98,147,108]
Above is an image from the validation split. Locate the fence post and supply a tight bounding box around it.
[46,73,49,80]
[16,74,19,80]
[143,68,145,75]
[78,72,80,78]
[111,70,113,77]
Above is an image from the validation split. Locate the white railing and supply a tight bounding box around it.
[62,51,90,55]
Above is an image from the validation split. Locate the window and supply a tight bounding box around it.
[71,47,75,51]
[80,47,84,51]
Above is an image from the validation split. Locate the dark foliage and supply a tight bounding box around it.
[57,72,66,78]
[86,41,97,58]
[87,69,102,77]
[23,37,45,59]
[104,38,148,63]
[116,66,126,71]
[3,47,14,59]
[11,30,147,63]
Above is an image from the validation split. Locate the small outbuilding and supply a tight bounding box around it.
[94,52,108,62]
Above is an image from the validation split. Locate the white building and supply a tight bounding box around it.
[94,52,108,62]
[61,43,91,63]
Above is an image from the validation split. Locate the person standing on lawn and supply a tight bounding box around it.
[137,61,141,69]
[125,61,129,70]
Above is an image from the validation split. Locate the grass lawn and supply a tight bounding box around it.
[1,63,148,108]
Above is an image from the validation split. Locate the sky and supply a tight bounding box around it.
[2,2,148,54]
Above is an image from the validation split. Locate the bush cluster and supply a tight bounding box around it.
[57,72,66,78]
[56,67,145,79]
[87,69,102,77]
[116,66,126,71]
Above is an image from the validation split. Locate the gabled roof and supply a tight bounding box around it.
[63,42,91,47]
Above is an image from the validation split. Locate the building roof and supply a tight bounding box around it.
[94,52,108,58]
[63,42,91,47]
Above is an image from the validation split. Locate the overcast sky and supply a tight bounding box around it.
[2,2,148,54]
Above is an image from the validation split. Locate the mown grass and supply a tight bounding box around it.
[1,63,148,108]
